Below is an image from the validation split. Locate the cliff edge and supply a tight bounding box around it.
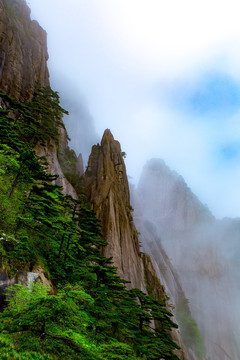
[84,129,188,359]
[0,0,49,102]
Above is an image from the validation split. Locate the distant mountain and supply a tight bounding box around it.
[133,158,240,360]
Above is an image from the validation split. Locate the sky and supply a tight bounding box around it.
[27,0,240,218]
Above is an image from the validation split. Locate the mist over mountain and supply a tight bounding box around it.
[1,1,240,359]
[132,158,240,360]
[27,0,240,219]
[49,74,99,166]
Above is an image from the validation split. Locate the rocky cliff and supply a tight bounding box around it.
[136,159,213,235]
[0,1,199,358]
[134,158,240,360]
[0,0,78,299]
[0,0,49,102]
[84,129,148,290]
[0,0,79,198]
[84,129,189,359]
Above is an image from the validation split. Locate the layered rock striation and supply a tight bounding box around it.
[0,0,49,102]
[0,1,199,357]
[0,0,79,197]
[84,130,188,360]
[0,0,77,297]
[34,127,78,199]
[84,129,146,289]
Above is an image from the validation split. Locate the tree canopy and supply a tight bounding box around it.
[0,88,180,359]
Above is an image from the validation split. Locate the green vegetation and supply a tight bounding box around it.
[0,86,68,146]
[0,88,180,359]
[176,298,206,358]
[4,1,21,22]
[58,145,84,195]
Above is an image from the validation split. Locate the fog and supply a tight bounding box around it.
[132,159,240,359]
[27,0,240,219]
[25,2,240,358]
[49,74,98,164]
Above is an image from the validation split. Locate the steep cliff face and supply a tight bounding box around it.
[0,2,204,357]
[136,159,213,235]
[0,0,78,298]
[84,129,146,289]
[134,158,240,360]
[84,130,189,360]
[35,127,78,199]
[0,0,49,102]
[132,216,204,360]
[0,0,78,198]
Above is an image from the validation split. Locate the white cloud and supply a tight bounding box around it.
[27,0,240,217]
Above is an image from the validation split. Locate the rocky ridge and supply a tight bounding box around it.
[134,158,240,360]
[0,0,78,197]
[0,0,49,102]
[84,129,189,359]
[136,158,213,234]
[0,1,197,358]
[0,0,76,300]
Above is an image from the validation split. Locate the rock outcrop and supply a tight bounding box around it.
[134,158,240,360]
[35,127,78,199]
[84,129,146,289]
[84,129,188,359]
[0,0,77,296]
[136,159,213,235]
[0,265,52,311]
[0,1,209,357]
[0,0,49,102]
[0,0,78,198]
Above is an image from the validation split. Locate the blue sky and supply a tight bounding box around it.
[27,0,240,218]
[163,72,240,117]
[220,143,240,161]
[189,75,240,115]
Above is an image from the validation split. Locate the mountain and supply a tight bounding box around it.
[133,158,240,360]
[0,0,49,102]
[0,0,79,198]
[135,158,213,234]
[3,0,238,359]
[0,1,191,359]
[84,129,189,359]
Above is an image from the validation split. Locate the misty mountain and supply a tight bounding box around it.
[1,1,240,359]
[48,73,99,166]
[132,158,240,360]
[0,1,188,358]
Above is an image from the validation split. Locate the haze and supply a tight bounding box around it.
[27,0,240,218]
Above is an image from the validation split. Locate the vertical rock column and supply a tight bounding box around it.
[84,129,147,289]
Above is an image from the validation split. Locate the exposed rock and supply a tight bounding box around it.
[15,271,39,287]
[0,0,77,198]
[0,0,78,306]
[0,266,52,310]
[0,0,49,101]
[136,159,213,235]
[84,130,189,359]
[84,129,146,289]
[0,1,205,356]
[32,266,52,288]
[34,127,78,199]
[132,212,199,360]
[0,267,51,290]
[0,270,14,306]
[142,253,188,360]
[76,153,84,176]
[134,158,240,360]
